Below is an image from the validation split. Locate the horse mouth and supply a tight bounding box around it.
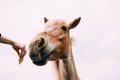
[33,58,47,66]
[32,51,53,66]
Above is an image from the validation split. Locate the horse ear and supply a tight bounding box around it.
[68,17,81,29]
[44,17,49,23]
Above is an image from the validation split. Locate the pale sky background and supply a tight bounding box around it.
[0,0,120,80]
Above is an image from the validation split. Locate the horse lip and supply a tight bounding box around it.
[33,59,47,66]
[33,51,53,66]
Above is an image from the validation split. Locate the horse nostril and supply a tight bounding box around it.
[38,37,45,47]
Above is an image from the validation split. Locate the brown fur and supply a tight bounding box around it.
[29,17,81,80]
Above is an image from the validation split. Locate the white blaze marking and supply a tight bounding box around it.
[46,38,56,52]
[45,27,56,33]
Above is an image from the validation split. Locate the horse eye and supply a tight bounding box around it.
[61,26,67,31]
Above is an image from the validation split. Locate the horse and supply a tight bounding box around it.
[29,17,81,80]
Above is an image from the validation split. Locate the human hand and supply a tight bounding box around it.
[12,41,27,58]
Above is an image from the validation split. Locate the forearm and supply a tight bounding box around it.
[0,33,14,45]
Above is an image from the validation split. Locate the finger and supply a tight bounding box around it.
[20,47,27,58]
[16,50,21,57]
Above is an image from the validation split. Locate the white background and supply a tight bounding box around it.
[0,0,120,80]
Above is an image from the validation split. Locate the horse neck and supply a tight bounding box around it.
[52,46,80,80]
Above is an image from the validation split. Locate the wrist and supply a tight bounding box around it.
[10,40,15,46]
